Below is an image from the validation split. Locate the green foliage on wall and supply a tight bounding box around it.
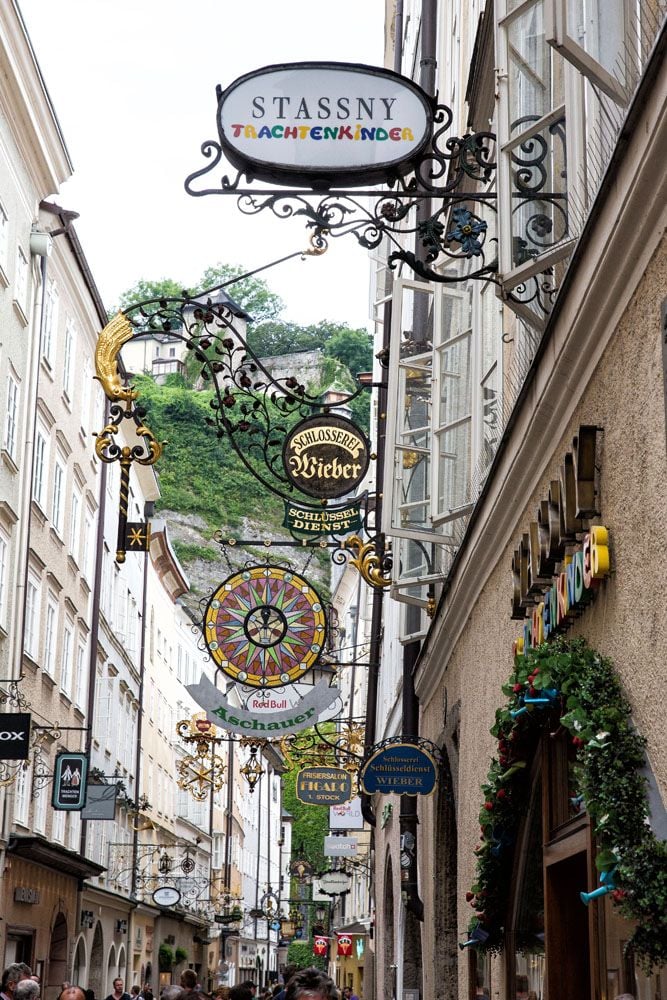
[468,638,667,972]
[158,943,174,971]
[286,939,327,971]
[282,747,329,877]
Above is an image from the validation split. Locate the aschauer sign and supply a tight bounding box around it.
[216,61,433,187]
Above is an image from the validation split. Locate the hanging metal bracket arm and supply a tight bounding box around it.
[184,85,500,284]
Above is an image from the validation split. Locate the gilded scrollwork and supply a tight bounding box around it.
[343,535,392,589]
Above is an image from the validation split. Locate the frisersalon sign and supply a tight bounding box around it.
[216,62,433,187]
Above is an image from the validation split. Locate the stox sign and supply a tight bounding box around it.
[216,62,433,188]
[0,713,31,761]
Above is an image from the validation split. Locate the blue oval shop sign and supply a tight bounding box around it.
[360,743,437,796]
[217,62,433,188]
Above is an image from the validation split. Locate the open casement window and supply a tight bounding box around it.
[545,0,633,104]
[496,0,575,321]
[383,279,475,547]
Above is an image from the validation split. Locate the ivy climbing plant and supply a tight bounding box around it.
[466,637,667,972]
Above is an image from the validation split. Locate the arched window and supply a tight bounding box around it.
[72,936,87,986]
[89,922,104,998]
[433,749,458,1000]
[47,914,68,994]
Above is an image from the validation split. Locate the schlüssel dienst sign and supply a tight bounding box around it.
[217,62,433,187]
[360,743,437,796]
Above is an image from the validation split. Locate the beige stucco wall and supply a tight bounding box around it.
[414,235,667,999]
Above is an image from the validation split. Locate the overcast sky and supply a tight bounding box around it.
[18,0,385,328]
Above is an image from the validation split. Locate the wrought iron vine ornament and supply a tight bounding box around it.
[95,295,370,502]
[279,721,365,774]
[186,93,567,316]
[176,716,226,801]
[0,675,30,710]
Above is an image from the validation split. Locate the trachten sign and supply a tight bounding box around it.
[187,676,342,737]
[359,742,437,796]
[0,713,31,761]
[216,62,433,188]
[296,766,352,805]
[52,752,88,811]
[283,414,370,500]
[283,499,363,536]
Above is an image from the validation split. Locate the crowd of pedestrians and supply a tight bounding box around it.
[0,964,341,1000]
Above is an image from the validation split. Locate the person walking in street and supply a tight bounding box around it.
[2,964,32,1000]
[285,969,338,1000]
[106,980,131,1000]
[59,987,86,1000]
[15,982,39,1000]
[179,972,199,1000]
[272,966,297,1000]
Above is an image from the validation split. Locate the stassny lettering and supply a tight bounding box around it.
[251,96,398,121]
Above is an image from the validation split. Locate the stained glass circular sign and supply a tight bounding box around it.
[204,566,327,688]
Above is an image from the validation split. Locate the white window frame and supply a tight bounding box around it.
[545,0,630,104]
[24,571,41,659]
[82,509,95,583]
[74,640,87,710]
[496,0,577,293]
[382,278,475,547]
[0,200,8,279]
[33,767,47,833]
[80,357,92,434]
[3,371,20,462]
[68,809,81,851]
[69,486,81,559]
[0,527,9,631]
[60,619,74,696]
[14,245,28,314]
[42,278,59,368]
[43,593,59,678]
[51,806,66,843]
[32,424,50,509]
[52,457,66,535]
[14,760,31,826]
[63,319,76,400]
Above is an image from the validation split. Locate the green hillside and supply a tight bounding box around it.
[135,374,285,530]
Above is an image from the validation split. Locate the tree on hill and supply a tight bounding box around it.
[115,265,283,327]
[323,326,373,375]
[198,262,283,323]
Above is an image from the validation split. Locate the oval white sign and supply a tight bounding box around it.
[217,61,433,187]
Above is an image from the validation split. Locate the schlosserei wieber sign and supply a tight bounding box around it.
[359,742,438,796]
[283,414,370,501]
[216,61,433,188]
[296,766,353,806]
